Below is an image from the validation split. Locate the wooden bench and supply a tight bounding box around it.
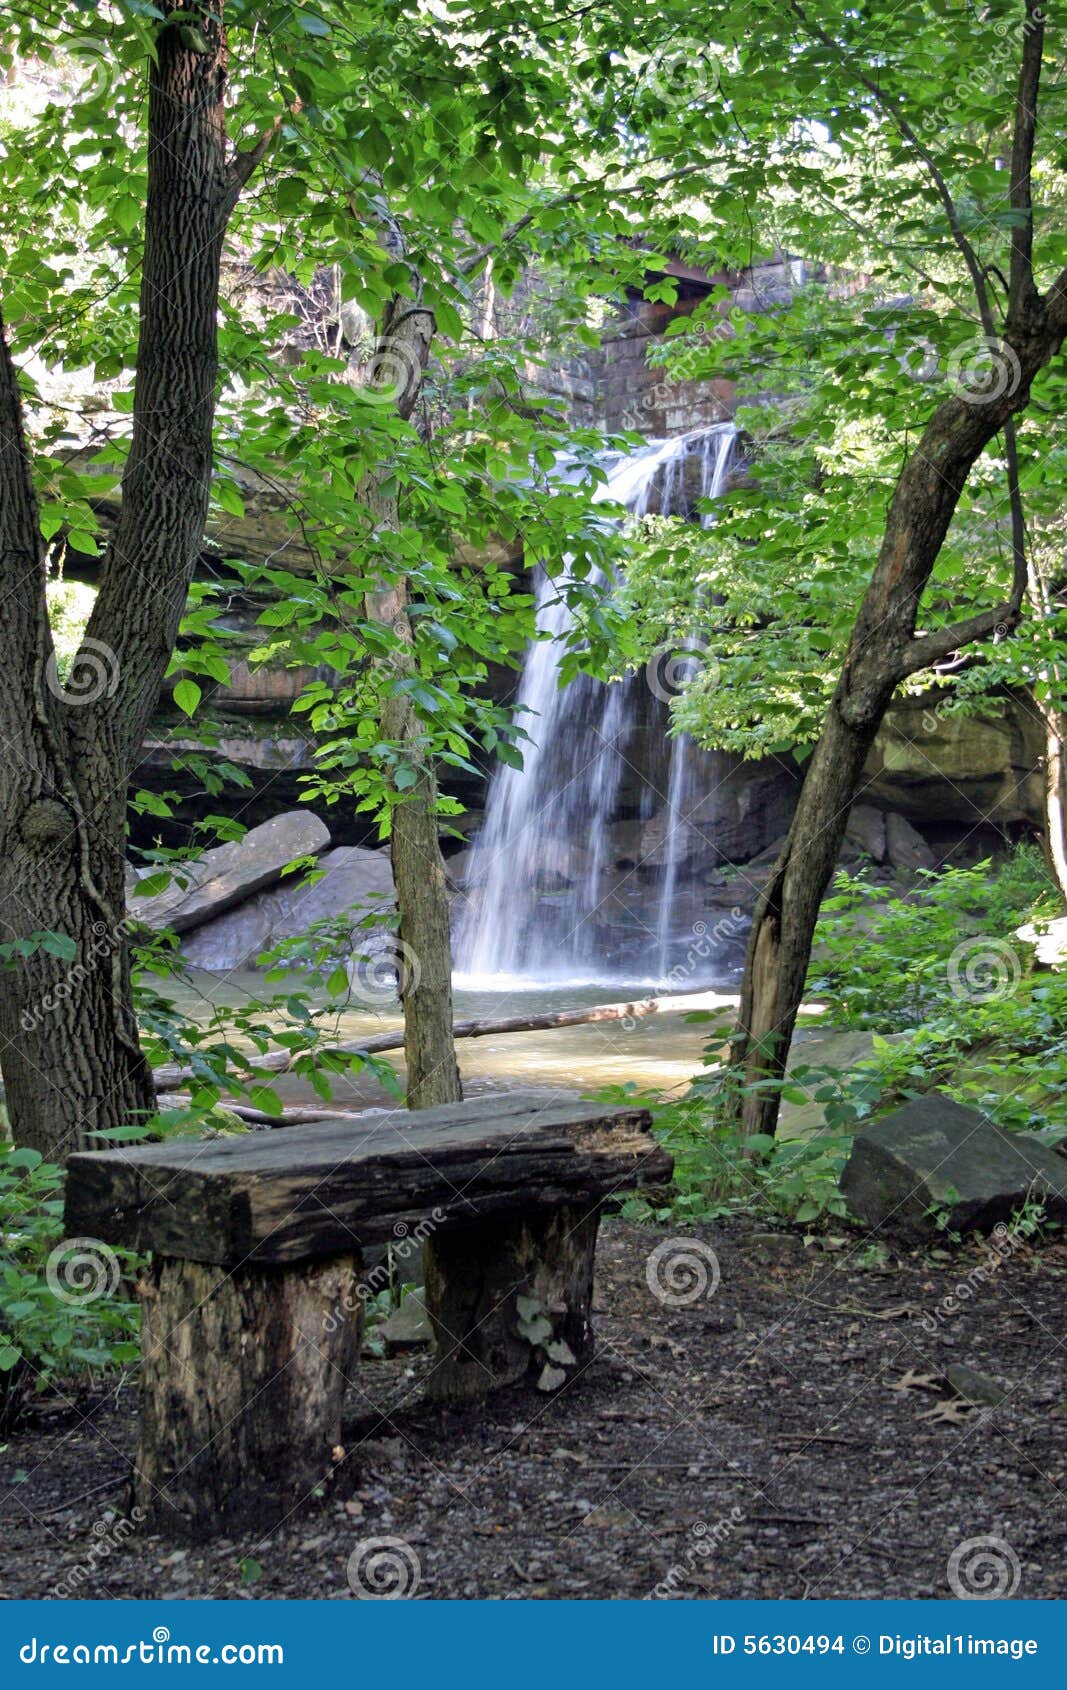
[64,1089,671,1535]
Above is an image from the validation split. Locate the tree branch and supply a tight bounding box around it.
[902,605,1017,676]
[221,102,299,223]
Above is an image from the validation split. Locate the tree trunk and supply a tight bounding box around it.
[360,256,461,1111]
[0,2,275,1160]
[730,331,1067,1136]
[729,691,889,1135]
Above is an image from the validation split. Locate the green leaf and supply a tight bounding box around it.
[173,679,202,718]
[38,932,77,962]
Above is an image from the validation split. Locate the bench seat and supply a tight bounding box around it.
[63,1090,672,1537]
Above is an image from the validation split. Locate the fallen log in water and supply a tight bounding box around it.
[152,988,827,1097]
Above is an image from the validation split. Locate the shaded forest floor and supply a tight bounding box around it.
[1,1219,1065,1601]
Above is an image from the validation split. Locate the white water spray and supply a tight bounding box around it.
[456,423,736,986]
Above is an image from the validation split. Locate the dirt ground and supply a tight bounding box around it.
[1,1218,1064,1601]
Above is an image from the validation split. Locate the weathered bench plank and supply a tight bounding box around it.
[64,1090,670,1265]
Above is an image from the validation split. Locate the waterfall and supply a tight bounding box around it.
[455,422,736,986]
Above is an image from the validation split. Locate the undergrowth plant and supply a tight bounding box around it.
[617,846,1067,1232]
[0,1148,140,1431]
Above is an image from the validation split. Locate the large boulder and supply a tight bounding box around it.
[127,811,330,936]
[885,811,936,872]
[844,804,888,863]
[182,844,394,972]
[840,1096,1067,1239]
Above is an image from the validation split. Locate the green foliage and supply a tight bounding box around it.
[807,850,1058,1032]
[0,1148,140,1431]
[620,1091,854,1229]
[622,848,1067,1233]
[804,849,1067,1141]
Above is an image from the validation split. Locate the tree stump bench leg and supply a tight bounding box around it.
[134,1252,362,1537]
[422,1204,600,1403]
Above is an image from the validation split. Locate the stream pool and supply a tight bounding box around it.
[169,969,742,1113]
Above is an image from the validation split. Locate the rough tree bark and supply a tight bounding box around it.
[360,232,461,1110]
[0,2,275,1159]
[730,6,1067,1134]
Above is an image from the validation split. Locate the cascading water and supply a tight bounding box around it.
[455,422,736,986]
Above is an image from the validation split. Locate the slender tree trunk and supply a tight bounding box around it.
[360,252,461,1110]
[366,572,462,1109]
[0,2,274,1159]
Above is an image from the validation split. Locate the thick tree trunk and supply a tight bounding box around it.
[0,797,151,1160]
[0,3,272,1159]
